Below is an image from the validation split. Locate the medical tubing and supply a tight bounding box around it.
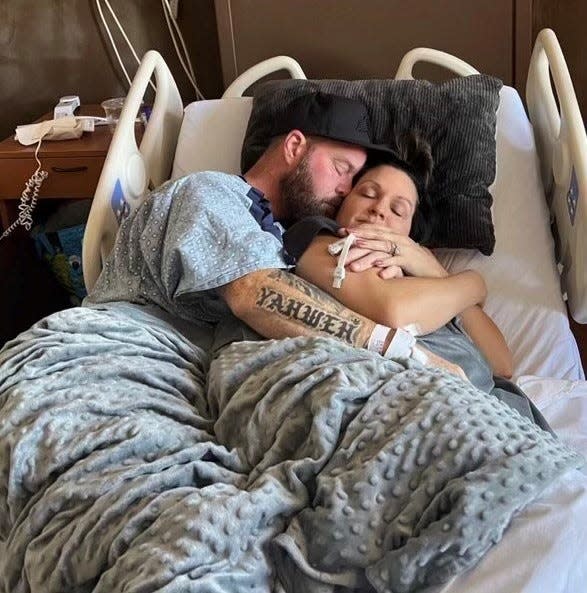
[332,233,356,288]
[161,0,205,99]
[103,0,143,69]
[95,0,132,88]
[95,0,157,93]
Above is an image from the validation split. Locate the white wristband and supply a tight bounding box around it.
[367,324,391,354]
[410,345,429,364]
[383,327,417,360]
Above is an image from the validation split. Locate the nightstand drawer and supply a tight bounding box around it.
[0,155,105,199]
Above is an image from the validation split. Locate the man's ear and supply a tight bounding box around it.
[282,130,308,166]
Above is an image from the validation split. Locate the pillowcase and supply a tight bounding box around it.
[241,75,503,255]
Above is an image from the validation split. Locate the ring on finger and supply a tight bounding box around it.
[390,242,399,257]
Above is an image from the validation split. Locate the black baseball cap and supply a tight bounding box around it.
[270,91,394,156]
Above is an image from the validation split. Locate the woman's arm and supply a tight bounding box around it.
[333,225,513,377]
[295,235,486,335]
[458,306,513,378]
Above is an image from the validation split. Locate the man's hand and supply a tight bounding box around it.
[339,224,448,279]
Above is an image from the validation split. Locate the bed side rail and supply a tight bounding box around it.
[83,50,183,292]
[222,56,306,97]
[395,48,479,79]
[527,28,587,323]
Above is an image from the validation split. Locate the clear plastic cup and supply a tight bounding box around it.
[100,97,149,133]
[100,97,126,132]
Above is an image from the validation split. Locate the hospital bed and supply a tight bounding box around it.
[84,29,587,381]
[1,28,586,593]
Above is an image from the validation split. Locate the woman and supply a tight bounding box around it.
[283,132,514,384]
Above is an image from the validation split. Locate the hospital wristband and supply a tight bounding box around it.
[367,324,393,355]
[383,327,417,360]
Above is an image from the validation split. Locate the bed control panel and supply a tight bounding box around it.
[567,168,579,226]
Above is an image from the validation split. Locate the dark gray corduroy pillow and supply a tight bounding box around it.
[241,76,503,255]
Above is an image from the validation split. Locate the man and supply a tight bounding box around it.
[87,92,458,371]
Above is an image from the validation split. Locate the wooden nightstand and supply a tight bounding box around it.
[0,106,116,345]
[0,106,112,230]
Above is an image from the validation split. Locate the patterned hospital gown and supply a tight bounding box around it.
[86,172,290,329]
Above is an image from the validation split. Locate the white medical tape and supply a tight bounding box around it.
[367,323,391,354]
[332,233,356,288]
[383,327,416,360]
[327,237,347,255]
[402,323,422,337]
[410,346,429,364]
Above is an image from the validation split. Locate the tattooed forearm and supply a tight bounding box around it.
[220,269,375,348]
[256,287,360,342]
[265,269,348,314]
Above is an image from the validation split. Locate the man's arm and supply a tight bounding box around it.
[218,268,468,379]
[218,268,377,348]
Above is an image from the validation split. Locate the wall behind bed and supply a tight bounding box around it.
[213,0,587,121]
[533,0,587,125]
[0,0,225,346]
[0,0,223,141]
[214,0,533,92]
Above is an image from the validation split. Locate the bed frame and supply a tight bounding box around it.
[82,28,587,323]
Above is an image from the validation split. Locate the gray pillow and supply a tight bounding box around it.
[241,75,503,255]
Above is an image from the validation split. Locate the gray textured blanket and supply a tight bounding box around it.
[0,304,583,593]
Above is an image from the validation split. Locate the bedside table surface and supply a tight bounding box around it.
[0,105,112,158]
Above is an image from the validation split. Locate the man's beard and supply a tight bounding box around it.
[279,154,338,224]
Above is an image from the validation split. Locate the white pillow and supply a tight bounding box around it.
[171,97,253,180]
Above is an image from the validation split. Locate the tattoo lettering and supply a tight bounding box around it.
[256,287,359,342]
[266,270,347,314]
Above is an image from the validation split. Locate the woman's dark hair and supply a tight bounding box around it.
[355,131,435,243]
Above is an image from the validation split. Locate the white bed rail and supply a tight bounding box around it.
[83,53,304,292]
[527,28,587,323]
[222,56,306,97]
[395,35,587,323]
[395,47,480,79]
[83,50,183,292]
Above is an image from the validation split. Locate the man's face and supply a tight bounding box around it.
[279,139,367,222]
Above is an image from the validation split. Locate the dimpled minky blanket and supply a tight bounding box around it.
[0,305,584,593]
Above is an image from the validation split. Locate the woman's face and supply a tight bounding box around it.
[335,164,418,235]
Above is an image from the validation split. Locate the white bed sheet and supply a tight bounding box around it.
[441,376,587,593]
[436,86,584,381]
[435,89,587,591]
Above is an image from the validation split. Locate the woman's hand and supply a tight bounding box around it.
[340,223,448,279]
